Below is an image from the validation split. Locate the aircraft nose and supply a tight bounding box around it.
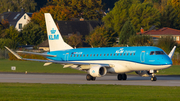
[163,58,172,65]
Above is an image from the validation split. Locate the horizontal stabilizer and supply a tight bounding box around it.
[16,51,56,57]
[5,46,22,59]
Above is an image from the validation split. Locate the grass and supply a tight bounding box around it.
[0,83,179,101]
[1,59,180,75]
[0,59,85,74]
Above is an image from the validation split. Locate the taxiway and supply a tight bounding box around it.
[0,73,180,86]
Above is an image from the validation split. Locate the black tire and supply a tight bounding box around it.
[117,74,122,80]
[86,74,92,81]
[122,74,127,80]
[92,77,96,81]
[151,77,157,81]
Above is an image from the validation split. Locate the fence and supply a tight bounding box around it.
[0,49,9,59]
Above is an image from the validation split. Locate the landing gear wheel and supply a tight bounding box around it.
[92,77,96,81]
[86,74,92,81]
[151,77,157,81]
[122,74,127,80]
[86,74,96,81]
[117,74,127,80]
[117,74,122,80]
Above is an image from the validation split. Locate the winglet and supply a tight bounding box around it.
[168,46,176,59]
[4,46,22,60]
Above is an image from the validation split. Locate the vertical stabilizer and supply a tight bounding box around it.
[44,13,73,51]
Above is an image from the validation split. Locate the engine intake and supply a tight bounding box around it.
[88,66,107,77]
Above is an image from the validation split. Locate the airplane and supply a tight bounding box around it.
[5,13,176,81]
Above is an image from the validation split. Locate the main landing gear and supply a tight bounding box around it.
[117,74,127,80]
[86,74,96,81]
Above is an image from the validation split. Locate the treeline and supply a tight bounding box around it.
[0,0,179,55]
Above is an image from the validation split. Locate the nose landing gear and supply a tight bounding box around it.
[151,73,157,81]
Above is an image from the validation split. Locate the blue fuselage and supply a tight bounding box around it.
[46,46,172,66]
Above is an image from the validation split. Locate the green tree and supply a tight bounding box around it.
[128,35,153,46]
[86,26,117,47]
[129,2,161,32]
[160,5,179,29]
[0,38,17,49]
[67,34,83,48]
[20,22,45,45]
[103,0,137,34]
[4,26,19,42]
[156,36,177,53]
[119,19,136,44]
[0,0,37,13]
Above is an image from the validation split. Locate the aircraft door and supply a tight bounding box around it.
[140,51,145,62]
[63,53,69,61]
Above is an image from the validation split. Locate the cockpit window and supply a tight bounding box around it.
[155,51,165,55]
[150,51,155,55]
[150,51,165,55]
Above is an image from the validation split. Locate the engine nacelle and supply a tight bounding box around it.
[135,71,151,77]
[88,66,107,77]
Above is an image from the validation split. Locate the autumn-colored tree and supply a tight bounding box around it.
[1,19,9,28]
[31,5,72,32]
[86,26,117,47]
[67,33,83,48]
[50,0,103,20]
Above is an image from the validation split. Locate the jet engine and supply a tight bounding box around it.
[88,66,107,77]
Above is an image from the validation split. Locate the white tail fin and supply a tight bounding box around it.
[168,46,176,59]
[44,13,73,51]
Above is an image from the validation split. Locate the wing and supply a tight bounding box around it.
[5,46,110,67]
[16,51,56,57]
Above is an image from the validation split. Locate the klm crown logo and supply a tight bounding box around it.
[51,28,56,34]
[49,28,59,40]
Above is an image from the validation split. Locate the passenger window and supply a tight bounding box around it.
[100,54,102,56]
[117,53,119,56]
[77,55,78,57]
[74,55,75,57]
[110,54,112,56]
[104,54,105,56]
[120,53,122,56]
[123,53,125,56]
[80,55,82,57]
[107,54,109,56]
[127,53,129,56]
[150,51,155,55]
[114,54,115,56]
[83,54,85,57]
[93,54,95,56]
[97,54,98,56]
[71,55,72,57]
[87,54,88,57]
[130,53,132,55]
[134,53,135,55]
[90,54,92,57]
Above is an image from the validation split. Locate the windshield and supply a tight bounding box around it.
[150,51,165,55]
